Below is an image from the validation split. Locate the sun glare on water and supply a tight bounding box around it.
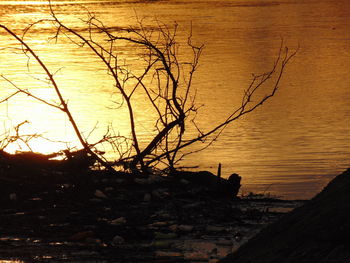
[4,138,68,155]
[0,260,25,263]
[0,1,45,5]
[0,1,108,5]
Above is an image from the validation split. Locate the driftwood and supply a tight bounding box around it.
[0,149,95,171]
[173,170,241,198]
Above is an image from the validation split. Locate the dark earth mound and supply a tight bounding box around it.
[219,168,350,263]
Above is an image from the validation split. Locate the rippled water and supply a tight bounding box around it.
[0,0,350,199]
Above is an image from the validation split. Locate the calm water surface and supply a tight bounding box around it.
[0,0,350,199]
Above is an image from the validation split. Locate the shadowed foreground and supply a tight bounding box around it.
[0,150,303,262]
[219,168,350,263]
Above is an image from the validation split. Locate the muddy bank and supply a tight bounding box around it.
[219,168,350,263]
[0,151,302,262]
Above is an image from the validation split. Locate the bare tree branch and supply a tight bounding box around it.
[0,2,297,173]
[0,24,116,172]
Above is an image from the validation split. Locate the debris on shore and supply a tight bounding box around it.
[0,150,303,262]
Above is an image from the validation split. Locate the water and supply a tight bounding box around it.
[0,0,350,199]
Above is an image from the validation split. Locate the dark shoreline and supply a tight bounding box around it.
[0,153,305,262]
[219,168,350,263]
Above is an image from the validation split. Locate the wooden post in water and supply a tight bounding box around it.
[217,163,222,183]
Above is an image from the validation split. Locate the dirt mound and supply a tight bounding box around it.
[219,168,350,263]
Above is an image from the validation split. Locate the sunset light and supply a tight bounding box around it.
[0,0,350,262]
[0,0,349,198]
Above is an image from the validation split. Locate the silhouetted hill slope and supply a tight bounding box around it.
[219,168,350,263]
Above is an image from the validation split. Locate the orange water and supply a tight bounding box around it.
[0,0,349,199]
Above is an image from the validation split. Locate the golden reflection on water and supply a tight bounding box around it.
[0,1,90,4]
[1,0,350,199]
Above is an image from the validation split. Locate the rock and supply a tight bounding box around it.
[154,232,178,239]
[71,250,99,256]
[135,175,165,185]
[94,189,108,199]
[206,225,226,233]
[169,224,178,232]
[151,189,162,198]
[134,178,149,185]
[148,221,169,228]
[152,189,170,199]
[173,170,241,198]
[184,252,209,261]
[115,178,124,184]
[143,193,151,202]
[69,231,95,241]
[183,202,203,209]
[227,173,241,198]
[148,174,165,183]
[154,211,171,219]
[111,235,125,246]
[155,251,183,258]
[178,225,194,232]
[109,217,127,225]
[175,170,217,184]
[216,239,233,246]
[9,193,17,201]
[180,179,190,185]
[89,198,103,202]
[104,187,114,192]
[216,173,241,198]
[85,237,103,245]
[209,248,218,259]
[152,240,174,248]
[29,197,42,201]
[233,232,242,242]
